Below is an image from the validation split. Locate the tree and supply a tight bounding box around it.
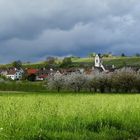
[88,53,96,58]
[27,74,36,82]
[121,53,126,57]
[135,53,140,57]
[21,72,28,81]
[12,60,22,69]
[134,70,140,92]
[0,74,7,81]
[61,57,72,67]
[46,56,56,65]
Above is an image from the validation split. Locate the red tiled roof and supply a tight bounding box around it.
[27,69,38,75]
[38,74,48,79]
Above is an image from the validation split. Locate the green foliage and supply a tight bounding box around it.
[0,74,7,81]
[134,71,140,92]
[46,56,56,65]
[102,53,112,57]
[60,57,72,67]
[88,53,96,58]
[135,53,140,57]
[0,93,140,139]
[0,82,46,92]
[121,53,126,57]
[12,60,22,69]
[27,74,36,81]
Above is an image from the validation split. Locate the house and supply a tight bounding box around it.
[60,68,81,75]
[36,68,49,80]
[36,74,48,81]
[6,68,24,80]
[26,68,38,75]
[26,68,38,81]
[26,68,49,81]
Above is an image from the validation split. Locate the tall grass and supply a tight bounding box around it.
[0,93,140,139]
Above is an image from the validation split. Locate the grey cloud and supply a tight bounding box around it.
[0,0,140,63]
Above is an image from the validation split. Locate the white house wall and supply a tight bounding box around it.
[7,72,23,80]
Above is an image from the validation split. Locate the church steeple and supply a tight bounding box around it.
[94,54,106,71]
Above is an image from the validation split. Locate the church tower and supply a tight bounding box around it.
[95,54,102,67]
[94,54,106,71]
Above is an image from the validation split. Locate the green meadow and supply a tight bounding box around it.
[0,92,140,140]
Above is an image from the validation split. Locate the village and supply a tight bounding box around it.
[0,54,115,81]
[1,0,140,139]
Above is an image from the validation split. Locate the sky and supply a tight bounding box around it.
[0,0,140,63]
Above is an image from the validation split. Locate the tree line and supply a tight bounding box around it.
[47,68,140,93]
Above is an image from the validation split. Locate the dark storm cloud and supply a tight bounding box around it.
[0,0,140,63]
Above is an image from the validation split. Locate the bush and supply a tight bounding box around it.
[0,81,46,92]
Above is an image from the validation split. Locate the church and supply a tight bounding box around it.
[93,54,106,72]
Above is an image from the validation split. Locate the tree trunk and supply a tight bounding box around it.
[57,87,60,92]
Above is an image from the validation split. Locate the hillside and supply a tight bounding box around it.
[72,57,140,68]
[0,56,140,69]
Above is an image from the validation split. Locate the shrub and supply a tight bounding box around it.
[0,81,46,92]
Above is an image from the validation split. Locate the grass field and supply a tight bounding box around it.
[0,92,140,140]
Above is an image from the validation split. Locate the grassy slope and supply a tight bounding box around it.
[0,92,140,140]
[72,57,140,68]
[0,56,140,68]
